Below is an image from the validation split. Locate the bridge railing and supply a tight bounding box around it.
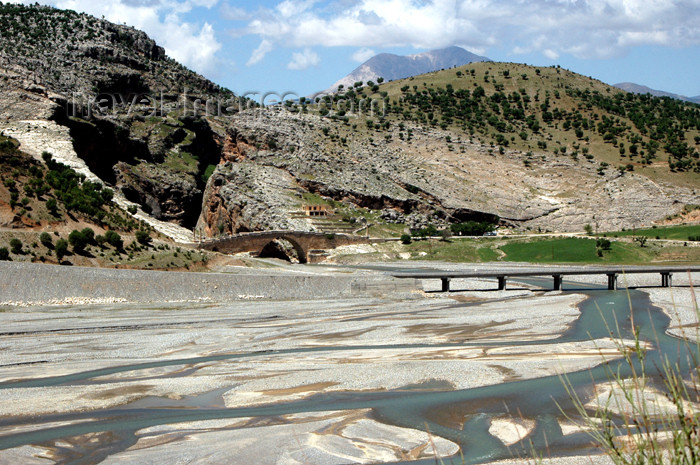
[391,266,700,292]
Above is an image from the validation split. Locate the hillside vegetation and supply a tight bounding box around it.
[308,62,700,187]
[0,133,220,268]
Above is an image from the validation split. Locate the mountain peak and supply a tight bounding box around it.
[326,46,489,93]
[614,82,700,104]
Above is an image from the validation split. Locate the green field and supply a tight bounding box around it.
[498,237,657,264]
[602,224,700,241]
[404,237,499,262]
[399,235,700,265]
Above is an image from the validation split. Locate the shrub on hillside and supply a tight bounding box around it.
[39,232,53,248]
[104,230,123,249]
[41,152,113,219]
[54,239,68,261]
[80,227,95,245]
[68,229,88,253]
[135,230,151,245]
[45,197,59,216]
[9,238,22,254]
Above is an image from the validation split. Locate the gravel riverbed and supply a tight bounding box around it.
[0,261,697,465]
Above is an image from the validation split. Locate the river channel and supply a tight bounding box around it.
[0,273,696,464]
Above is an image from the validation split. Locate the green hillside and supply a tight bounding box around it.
[305,62,700,188]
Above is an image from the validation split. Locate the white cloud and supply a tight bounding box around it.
[166,22,222,74]
[351,47,376,63]
[287,48,320,70]
[27,0,223,76]
[276,0,316,18]
[247,39,274,66]
[237,0,700,61]
[219,2,249,20]
[543,49,559,60]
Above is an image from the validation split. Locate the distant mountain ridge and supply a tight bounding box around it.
[326,46,489,93]
[614,82,700,104]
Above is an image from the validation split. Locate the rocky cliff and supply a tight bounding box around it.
[195,108,697,236]
[0,3,233,233]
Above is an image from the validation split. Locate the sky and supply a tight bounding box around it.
[9,0,700,98]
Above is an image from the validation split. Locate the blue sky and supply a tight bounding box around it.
[12,0,700,98]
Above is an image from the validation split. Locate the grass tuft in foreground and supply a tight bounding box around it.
[560,282,700,464]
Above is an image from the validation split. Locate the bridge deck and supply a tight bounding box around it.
[390,265,700,291]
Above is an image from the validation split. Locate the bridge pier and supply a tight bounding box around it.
[441,277,451,292]
[607,273,618,290]
[661,272,673,288]
[553,274,562,291]
[497,276,507,291]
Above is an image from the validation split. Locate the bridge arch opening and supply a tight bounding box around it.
[258,237,307,263]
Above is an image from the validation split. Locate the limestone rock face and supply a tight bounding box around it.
[0,69,63,123]
[115,161,202,225]
[198,161,310,236]
[195,108,697,236]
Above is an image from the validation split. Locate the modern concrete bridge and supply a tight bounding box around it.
[194,231,373,263]
[391,265,700,292]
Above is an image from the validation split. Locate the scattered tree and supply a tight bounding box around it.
[440,229,452,241]
[414,224,438,238]
[46,197,58,216]
[104,230,123,249]
[135,230,151,245]
[68,229,88,253]
[55,239,68,262]
[9,238,22,254]
[81,227,95,244]
[39,232,53,248]
[596,238,612,252]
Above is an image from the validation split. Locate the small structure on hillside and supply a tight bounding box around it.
[302,204,333,217]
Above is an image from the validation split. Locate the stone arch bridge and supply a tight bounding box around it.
[194,231,374,263]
